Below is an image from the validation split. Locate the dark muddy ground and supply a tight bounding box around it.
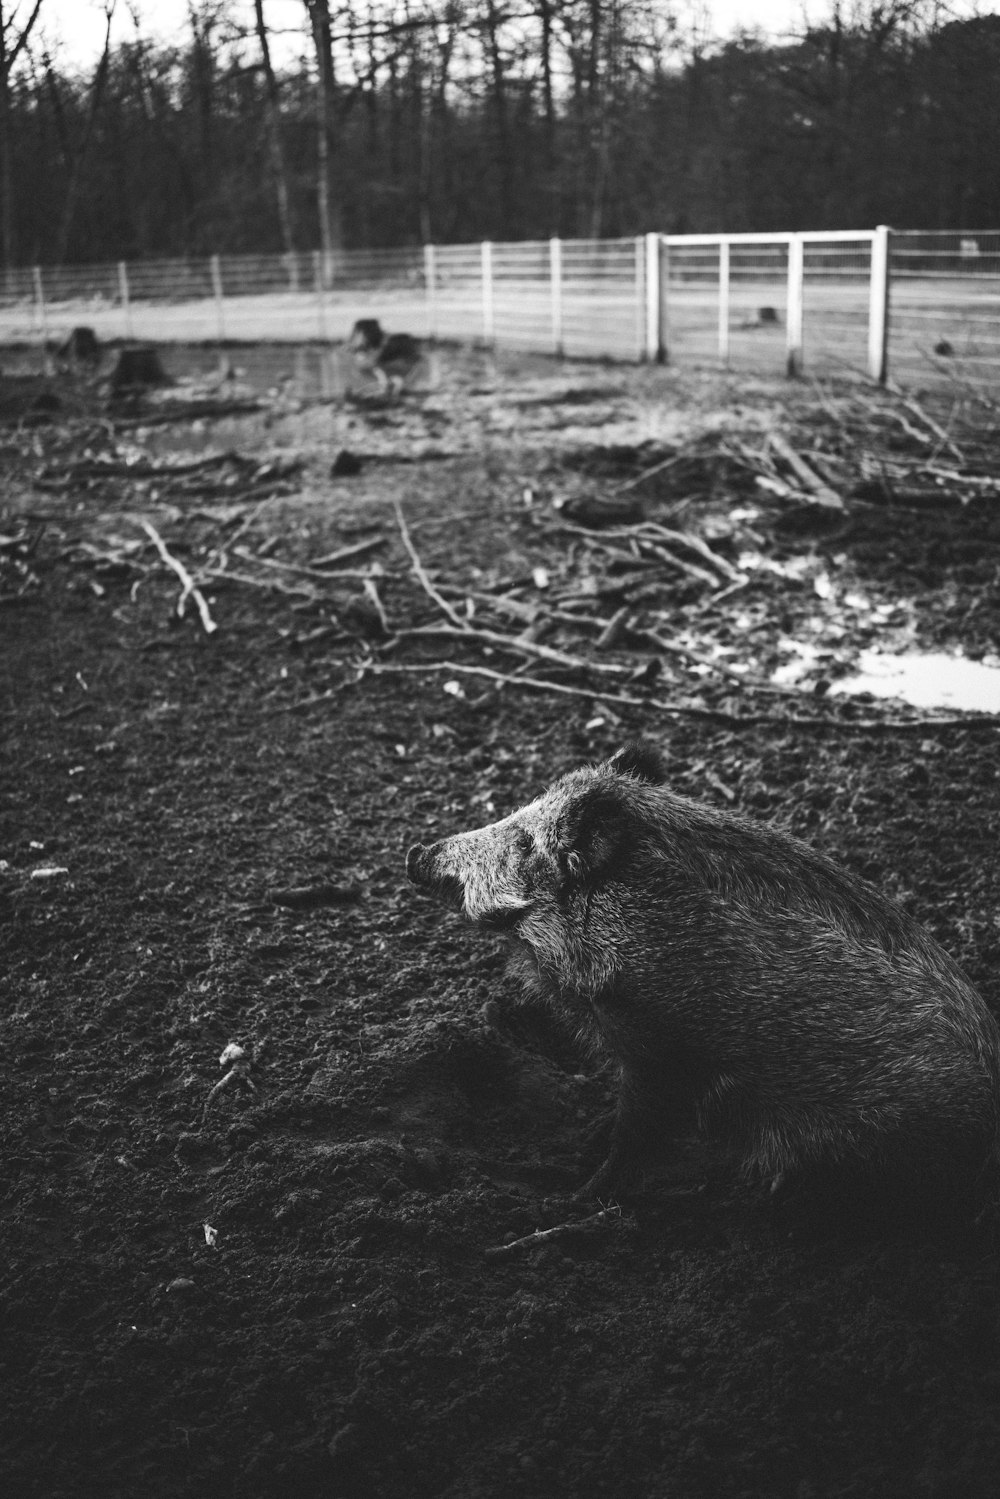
[3,347,1000,1499]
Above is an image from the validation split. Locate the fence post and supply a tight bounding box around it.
[118,261,133,339]
[550,238,563,357]
[210,254,226,342]
[644,232,666,363]
[33,266,48,351]
[313,250,327,340]
[481,241,494,346]
[718,239,731,366]
[786,234,804,377]
[424,243,437,342]
[868,224,891,384]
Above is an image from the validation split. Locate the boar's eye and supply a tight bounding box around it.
[512,826,536,860]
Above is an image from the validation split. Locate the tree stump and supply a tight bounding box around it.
[58,326,101,365]
[109,346,171,396]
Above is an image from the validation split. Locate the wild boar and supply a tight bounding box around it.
[347,318,421,395]
[406,741,1000,1205]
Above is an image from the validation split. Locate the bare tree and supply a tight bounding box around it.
[54,0,116,264]
[303,0,343,264]
[253,0,297,256]
[0,0,46,269]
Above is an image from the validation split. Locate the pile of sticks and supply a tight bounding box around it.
[360,394,1000,729]
[23,383,1000,730]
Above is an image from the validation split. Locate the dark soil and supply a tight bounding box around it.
[3,350,1000,1499]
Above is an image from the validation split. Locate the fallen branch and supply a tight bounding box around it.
[641,628,795,695]
[396,622,638,678]
[361,660,1000,733]
[485,1207,622,1258]
[609,449,684,496]
[638,539,718,588]
[392,497,469,630]
[138,518,218,634]
[311,536,386,569]
[550,518,738,584]
[232,546,382,583]
[636,522,745,582]
[887,384,964,462]
[363,577,390,634]
[218,493,281,554]
[268,882,362,909]
[769,434,844,510]
[424,596,787,694]
[200,565,318,600]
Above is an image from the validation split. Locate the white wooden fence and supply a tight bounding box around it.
[2,227,996,388]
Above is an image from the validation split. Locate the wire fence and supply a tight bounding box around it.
[888,231,1000,387]
[0,228,996,390]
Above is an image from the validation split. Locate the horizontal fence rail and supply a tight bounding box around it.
[0,227,997,390]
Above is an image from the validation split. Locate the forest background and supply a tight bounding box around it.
[0,0,997,272]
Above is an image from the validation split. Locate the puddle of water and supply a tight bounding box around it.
[831,650,1000,713]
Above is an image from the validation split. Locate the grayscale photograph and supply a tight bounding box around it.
[2,2,1000,1496]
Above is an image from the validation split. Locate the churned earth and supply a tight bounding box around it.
[2,347,1000,1499]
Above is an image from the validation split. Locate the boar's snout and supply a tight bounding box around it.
[406,841,464,911]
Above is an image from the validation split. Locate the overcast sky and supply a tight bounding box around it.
[29,0,830,68]
[27,0,999,68]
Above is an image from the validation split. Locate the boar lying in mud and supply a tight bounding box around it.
[406,742,1000,1205]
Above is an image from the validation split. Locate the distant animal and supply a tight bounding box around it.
[347,318,421,395]
[738,307,782,332]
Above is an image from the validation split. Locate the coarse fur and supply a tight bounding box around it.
[406,742,1000,1204]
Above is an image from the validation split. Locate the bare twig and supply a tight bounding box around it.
[636,522,745,582]
[361,660,1000,733]
[641,629,794,694]
[203,1043,254,1118]
[638,540,718,588]
[485,1207,622,1258]
[886,384,964,462]
[138,518,218,634]
[363,578,390,634]
[595,606,630,650]
[268,883,362,909]
[396,622,637,677]
[221,494,280,552]
[200,565,318,600]
[550,519,739,584]
[392,497,469,630]
[609,449,684,496]
[311,536,386,568]
[424,596,787,694]
[231,547,382,583]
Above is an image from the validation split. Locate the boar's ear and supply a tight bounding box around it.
[605,739,667,786]
[555,781,634,884]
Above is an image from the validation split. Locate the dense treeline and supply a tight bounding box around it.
[1,0,998,267]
